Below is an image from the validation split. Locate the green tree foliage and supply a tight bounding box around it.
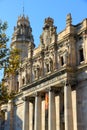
[0,81,16,104]
[5,48,21,76]
[0,20,9,69]
[0,81,8,103]
[0,48,21,102]
[0,21,21,103]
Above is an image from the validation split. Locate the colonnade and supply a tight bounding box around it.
[23,83,77,130]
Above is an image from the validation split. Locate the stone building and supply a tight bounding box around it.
[0,13,87,130]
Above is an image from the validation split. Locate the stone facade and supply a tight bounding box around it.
[0,13,87,130]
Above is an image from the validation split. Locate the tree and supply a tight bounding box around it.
[0,81,8,103]
[0,20,21,103]
[0,20,9,103]
[0,48,21,102]
[5,48,21,76]
[0,20,9,69]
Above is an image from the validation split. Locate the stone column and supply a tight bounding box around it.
[42,99,45,130]
[72,89,77,130]
[4,100,14,130]
[55,93,60,130]
[4,110,8,130]
[48,88,56,130]
[34,93,41,130]
[23,97,29,130]
[29,98,34,130]
[64,83,73,130]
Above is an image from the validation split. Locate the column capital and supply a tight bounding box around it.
[46,86,61,93]
[33,91,44,97]
[22,96,29,101]
[64,80,72,88]
[46,86,55,92]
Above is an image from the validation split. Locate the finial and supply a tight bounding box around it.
[66,13,72,27]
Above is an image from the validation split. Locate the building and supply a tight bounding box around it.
[0,13,87,130]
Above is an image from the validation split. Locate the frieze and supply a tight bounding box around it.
[22,73,67,95]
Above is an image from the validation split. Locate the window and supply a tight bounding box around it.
[46,64,49,73]
[34,70,37,79]
[79,48,84,62]
[50,60,53,72]
[60,56,64,66]
[22,77,25,85]
[16,81,19,92]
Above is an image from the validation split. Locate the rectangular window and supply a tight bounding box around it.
[34,70,37,79]
[79,48,84,62]
[16,81,19,92]
[46,64,49,72]
[61,56,64,66]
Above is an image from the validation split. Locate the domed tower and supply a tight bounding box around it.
[11,15,35,59]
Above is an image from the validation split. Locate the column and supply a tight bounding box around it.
[29,99,34,130]
[48,89,56,130]
[23,97,29,130]
[64,83,73,130]
[4,110,8,130]
[34,93,41,130]
[55,93,60,130]
[42,99,45,130]
[72,89,77,130]
[9,100,14,130]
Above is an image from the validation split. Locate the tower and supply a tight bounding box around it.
[11,15,35,59]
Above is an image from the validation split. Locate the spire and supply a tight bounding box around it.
[22,0,25,16]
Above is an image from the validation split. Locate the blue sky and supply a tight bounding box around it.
[0,0,87,81]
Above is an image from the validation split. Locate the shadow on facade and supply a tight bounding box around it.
[0,106,23,130]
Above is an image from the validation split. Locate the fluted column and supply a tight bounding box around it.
[64,83,73,130]
[34,93,41,130]
[48,88,56,130]
[23,97,29,130]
